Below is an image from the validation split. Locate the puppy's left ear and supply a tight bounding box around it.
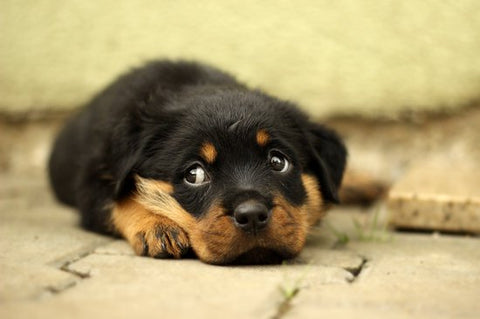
[305,123,347,204]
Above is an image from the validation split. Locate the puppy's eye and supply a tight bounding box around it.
[184,165,210,185]
[269,151,290,173]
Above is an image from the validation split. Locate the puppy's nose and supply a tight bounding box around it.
[233,200,271,233]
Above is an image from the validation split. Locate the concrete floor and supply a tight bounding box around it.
[1,172,479,319]
[1,108,480,318]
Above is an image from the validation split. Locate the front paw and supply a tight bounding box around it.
[132,219,190,259]
[112,197,191,259]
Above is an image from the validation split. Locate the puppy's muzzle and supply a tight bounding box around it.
[233,200,271,233]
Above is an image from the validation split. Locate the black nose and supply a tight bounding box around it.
[233,200,271,233]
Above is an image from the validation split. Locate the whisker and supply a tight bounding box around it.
[214,214,228,221]
[282,231,297,238]
[200,230,226,237]
[280,222,297,228]
[203,241,228,256]
[276,206,295,220]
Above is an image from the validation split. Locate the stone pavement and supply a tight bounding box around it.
[1,172,479,319]
[388,155,480,233]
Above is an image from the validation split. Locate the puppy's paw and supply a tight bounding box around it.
[113,197,191,259]
[132,218,190,258]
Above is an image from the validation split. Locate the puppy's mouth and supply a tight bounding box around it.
[189,199,310,265]
[229,247,295,265]
[193,236,299,265]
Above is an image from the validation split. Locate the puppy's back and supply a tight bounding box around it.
[48,60,240,207]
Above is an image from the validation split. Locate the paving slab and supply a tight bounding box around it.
[288,232,480,319]
[1,174,479,319]
[388,155,480,233]
[0,174,112,301]
[0,174,357,318]
[0,246,357,319]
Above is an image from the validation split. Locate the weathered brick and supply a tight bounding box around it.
[388,157,480,233]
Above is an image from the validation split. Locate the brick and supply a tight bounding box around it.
[388,156,480,233]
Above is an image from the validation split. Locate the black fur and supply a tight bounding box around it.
[48,60,347,235]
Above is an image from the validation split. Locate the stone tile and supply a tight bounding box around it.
[388,156,480,233]
[0,251,357,319]
[0,177,112,301]
[300,249,365,282]
[93,240,134,256]
[0,177,359,318]
[0,263,76,301]
[2,171,479,319]
[288,232,480,319]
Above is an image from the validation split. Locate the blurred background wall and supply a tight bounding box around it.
[1,0,480,119]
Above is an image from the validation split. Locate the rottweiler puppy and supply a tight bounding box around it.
[48,60,347,264]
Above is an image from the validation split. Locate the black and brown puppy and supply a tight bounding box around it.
[48,61,346,265]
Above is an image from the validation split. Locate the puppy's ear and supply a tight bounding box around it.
[305,123,347,204]
[111,119,145,199]
[112,110,180,199]
[113,149,141,199]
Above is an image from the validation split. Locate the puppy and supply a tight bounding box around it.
[48,60,347,265]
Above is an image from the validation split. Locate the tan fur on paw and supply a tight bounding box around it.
[132,220,189,258]
[112,197,190,258]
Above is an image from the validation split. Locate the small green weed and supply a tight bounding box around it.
[278,260,311,300]
[325,205,393,244]
[324,221,350,246]
[273,262,312,319]
[353,206,393,242]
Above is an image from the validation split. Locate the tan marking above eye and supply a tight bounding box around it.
[256,129,270,147]
[200,142,217,164]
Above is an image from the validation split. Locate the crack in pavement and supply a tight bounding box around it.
[344,256,368,283]
[43,247,98,295]
[44,280,77,295]
[60,259,91,279]
[270,288,300,319]
[270,254,369,318]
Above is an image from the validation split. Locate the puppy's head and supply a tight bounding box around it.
[118,90,346,264]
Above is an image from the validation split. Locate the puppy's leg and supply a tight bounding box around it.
[339,169,389,205]
[112,197,190,258]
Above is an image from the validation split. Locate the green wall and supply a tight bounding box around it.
[1,0,480,118]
